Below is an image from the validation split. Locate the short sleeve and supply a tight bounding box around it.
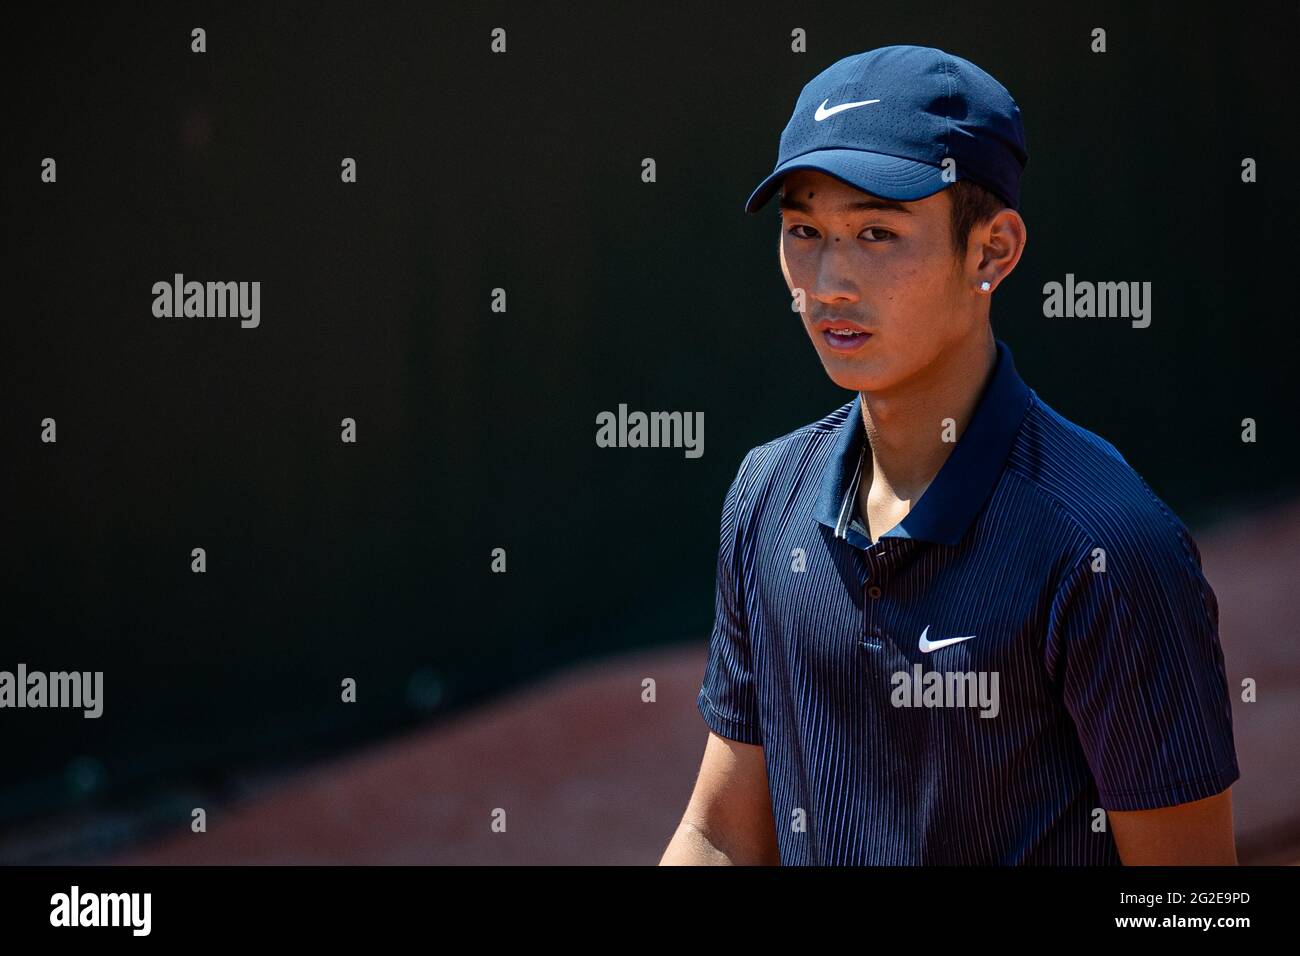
[1044,526,1240,811]
[696,450,763,745]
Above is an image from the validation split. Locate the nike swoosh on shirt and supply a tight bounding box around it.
[918,624,977,653]
[814,97,881,121]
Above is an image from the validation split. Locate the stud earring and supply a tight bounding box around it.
[979,281,991,292]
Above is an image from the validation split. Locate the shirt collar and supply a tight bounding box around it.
[814,337,1033,547]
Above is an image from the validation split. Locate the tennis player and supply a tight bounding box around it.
[660,45,1240,865]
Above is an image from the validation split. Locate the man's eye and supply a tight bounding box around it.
[785,224,895,241]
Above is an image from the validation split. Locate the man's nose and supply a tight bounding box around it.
[810,251,861,303]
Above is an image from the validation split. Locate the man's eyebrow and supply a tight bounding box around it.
[777,194,912,215]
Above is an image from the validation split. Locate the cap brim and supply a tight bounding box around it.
[744,148,949,214]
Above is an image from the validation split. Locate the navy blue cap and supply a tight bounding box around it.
[745,45,1028,214]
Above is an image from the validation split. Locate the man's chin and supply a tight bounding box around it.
[819,354,891,393]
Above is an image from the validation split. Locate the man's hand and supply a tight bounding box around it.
[1107,788,1238,865]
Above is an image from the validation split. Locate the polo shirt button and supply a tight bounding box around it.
[867,585,882,599]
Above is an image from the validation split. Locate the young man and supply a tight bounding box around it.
[660,45,1240,865]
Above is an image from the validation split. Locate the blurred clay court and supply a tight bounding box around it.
[0,498,1295,866]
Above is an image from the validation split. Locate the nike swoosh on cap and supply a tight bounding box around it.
[918,624,977,653]
[814,97,881,121]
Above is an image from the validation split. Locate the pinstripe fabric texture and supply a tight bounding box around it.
[697,338,1240,865]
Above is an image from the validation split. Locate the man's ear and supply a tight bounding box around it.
[973,209,1027,292]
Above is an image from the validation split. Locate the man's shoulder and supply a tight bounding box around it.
[729,397,855,494]
[1010,392,1203,569]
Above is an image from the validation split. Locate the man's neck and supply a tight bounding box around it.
[858,329,997,509]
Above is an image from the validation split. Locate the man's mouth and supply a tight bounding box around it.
[819,325,873,351]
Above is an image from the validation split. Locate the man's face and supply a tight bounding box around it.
[778,169,979,394]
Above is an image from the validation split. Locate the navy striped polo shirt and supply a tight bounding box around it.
[696,337,1240,865]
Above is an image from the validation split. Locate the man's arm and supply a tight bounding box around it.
[1107,788,1238,865]
[1044,522,1242,865]
[659,731,780,865]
